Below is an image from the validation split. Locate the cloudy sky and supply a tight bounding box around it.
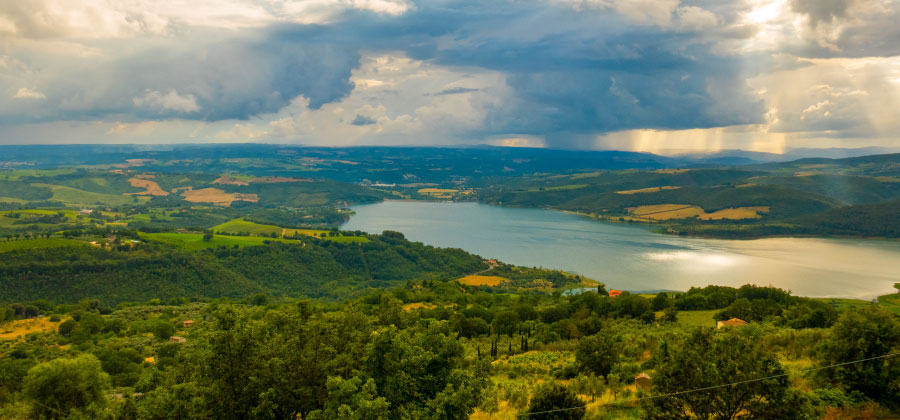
[1,0,898,153]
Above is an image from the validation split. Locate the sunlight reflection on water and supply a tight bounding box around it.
[346,201,900,299]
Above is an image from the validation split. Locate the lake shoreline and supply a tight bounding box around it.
[376,198,900,242]
[346,200,900,300]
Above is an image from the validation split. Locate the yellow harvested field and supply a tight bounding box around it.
[111,158,154,168]
[282,228,328,238]
[250,177,312,183]
[128,178,169,196]
[700,206,769,220]
[419,188,458,194]
[793,171,819,177]
[736,183,756,188]
[631,204,701,218]
[471,401,518,420]
[458,275,507,287]
[0,318,62,340]
[616,186,680,195]
[629,204,769,220]
[181,188,258,206]
[402,302,437,312]
[212,175,249,186]
[874,176,900,183]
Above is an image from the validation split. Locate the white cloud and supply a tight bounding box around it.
[553,0,680,27]
[0,0,413,39]
[13,87,46,99]
[800,100,833,120]
[749,57,900,137]
[205,52,510,145]
[676,6,718,31]
[133,89,200,113]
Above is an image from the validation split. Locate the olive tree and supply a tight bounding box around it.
[23,355,110,420]
[643,328,810,420]
[816,306,900,410]
[575,332,617,377]
[526,382,585,420]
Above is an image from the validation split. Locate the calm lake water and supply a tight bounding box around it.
[345,201,900,299]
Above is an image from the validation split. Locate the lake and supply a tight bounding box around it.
[344,201,900,299]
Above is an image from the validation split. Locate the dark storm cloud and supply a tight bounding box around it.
[791,0,854,26]
[8,0,895,144]
[785,0,900,58]
[351,114,376,126]
[356,1,764,143]
[2,0,766,140]
[1,27,359,123]
[432,87,481,96]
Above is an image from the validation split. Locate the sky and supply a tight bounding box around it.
[1,0,899,153]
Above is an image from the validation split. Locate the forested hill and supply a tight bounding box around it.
[0,231,487,304]
[473,153,900,238]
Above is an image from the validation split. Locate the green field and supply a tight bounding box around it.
[0,238,90,253]
[213,218,282,236]
[139,232,303,251]
[32,183,150,206]
[876,293,900,315]
[213,218,368,243]
[0,169,77,181]
[671,309,719,327]
[526,184,589,192]
[811,297,895,314]
[0,209,88,230]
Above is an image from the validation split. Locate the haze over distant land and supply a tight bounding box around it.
[1,0,899,153]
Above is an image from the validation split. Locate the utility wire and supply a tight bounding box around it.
[516,351,900,417]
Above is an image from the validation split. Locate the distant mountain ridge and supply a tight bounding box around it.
[662,147,900,165]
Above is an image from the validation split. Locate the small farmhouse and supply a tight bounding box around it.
[635,373,652,390]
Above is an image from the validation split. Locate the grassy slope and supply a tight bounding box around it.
[139,232,303,251]
[32,183,150,206]
[876,293,900,315]
[653,296,900,326]
[213,218,282,236]
[213,218,368,243]
[0,238,90,253]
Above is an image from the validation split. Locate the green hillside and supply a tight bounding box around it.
[0,232,486,304]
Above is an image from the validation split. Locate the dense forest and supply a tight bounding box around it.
[1,281,899,419]
[0,231,487,304]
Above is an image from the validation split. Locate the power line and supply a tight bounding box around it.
[516,351,900,417]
